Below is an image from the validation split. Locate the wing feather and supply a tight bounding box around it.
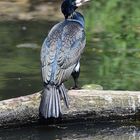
[41,21,86,85]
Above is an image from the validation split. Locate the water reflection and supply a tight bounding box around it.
[0,20,140,100]
[0,20,56,100]
[0,124,140,140]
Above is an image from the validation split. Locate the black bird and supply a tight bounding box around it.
[39,0,88,119]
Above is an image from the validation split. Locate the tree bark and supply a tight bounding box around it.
[0,90,140,128]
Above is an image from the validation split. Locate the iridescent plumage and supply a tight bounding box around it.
[41,20,85,85]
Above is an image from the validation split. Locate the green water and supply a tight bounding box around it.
[84,0,140,90]
[0,19,140,100]
[0,20,54,100]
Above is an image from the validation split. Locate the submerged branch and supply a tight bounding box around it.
[0,90,140,128]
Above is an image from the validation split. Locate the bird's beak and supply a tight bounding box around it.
[75,0,90,7]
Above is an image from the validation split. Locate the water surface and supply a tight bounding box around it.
[0,123,140,140]
[0,20,140,100]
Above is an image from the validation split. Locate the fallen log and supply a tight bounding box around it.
[0,90,140,128]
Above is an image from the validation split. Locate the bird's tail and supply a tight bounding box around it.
[39,83,69,119]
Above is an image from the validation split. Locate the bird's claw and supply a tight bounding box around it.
[70,86,81,90]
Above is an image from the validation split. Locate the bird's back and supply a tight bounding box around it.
[41,20,86,85]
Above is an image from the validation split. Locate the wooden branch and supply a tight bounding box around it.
[1,90,140,128]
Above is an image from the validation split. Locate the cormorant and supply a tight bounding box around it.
[39,0,88,119]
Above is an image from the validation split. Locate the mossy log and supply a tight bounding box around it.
[0,90,140,128]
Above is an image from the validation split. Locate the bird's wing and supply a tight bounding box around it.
[41,37,52,83]
[55,22,86,83]
[41,22,86,85]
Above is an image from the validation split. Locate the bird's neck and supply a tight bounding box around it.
[70,12,85,28]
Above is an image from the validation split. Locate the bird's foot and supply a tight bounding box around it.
[70,86,81,90]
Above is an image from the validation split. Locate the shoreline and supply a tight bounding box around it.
[0,1,63,21]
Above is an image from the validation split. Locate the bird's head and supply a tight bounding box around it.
[61,0,89,19]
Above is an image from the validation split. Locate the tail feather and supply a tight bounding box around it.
[52,88,56,117]
[39,84,68,119]
[55,90,60,117]
[59,83,69,108]
[48,88,53,117]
